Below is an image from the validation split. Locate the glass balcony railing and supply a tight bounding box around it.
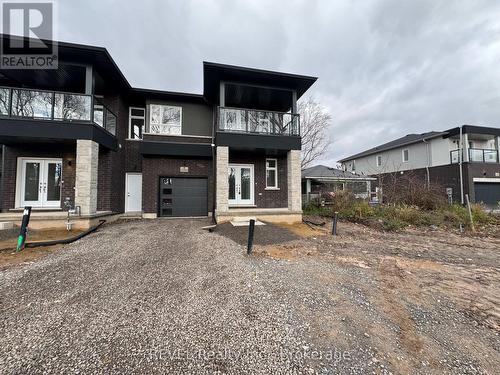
[0,86,116,135]
[469,148,498,163]
[218,107,300,136]
[450,148,498,164]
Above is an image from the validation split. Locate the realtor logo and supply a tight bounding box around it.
[0,1,58,69]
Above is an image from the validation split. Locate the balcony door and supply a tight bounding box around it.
[19,158,62,208]
[228,164,254,206]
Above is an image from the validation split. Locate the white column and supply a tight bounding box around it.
[75,140,99,215]
[216,146,229,213]
[287,150,302,212]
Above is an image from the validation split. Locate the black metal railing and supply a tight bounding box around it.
[450,148,498,164]
[218,107,300,136]
[0,86,117,135]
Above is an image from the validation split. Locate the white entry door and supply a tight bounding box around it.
[125,173,142,212]
[20,159,62,208]
[228,164,254,206]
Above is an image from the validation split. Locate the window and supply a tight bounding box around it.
[376,155,382,167]
[402,149,409,162]
[129,107,145,139]
[266,158,278,189]
[149,104,182,135]
[351,160,356,172]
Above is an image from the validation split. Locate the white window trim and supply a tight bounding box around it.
[265,158,279,190]
[376,155,382,167]
[148,104,182,136]
[402,149,409,163]
[128,107,146,140]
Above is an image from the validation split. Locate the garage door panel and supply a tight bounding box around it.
[159,177,208,217]
[474,182,500,208]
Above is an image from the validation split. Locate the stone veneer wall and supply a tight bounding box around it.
[75,140,99,215]
[215,146,229,213]
[287,150,302,212]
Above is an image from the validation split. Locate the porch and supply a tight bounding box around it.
[214,146,302,224]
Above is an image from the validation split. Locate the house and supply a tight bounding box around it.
[0,34,317,228]
[338,125,500,208]
[301,165,376,203]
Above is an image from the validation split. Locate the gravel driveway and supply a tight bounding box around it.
[0,219,499,374]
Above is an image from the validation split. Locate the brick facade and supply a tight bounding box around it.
[142,156,213,215]
[0,144,76,211]
[229,151,288,208]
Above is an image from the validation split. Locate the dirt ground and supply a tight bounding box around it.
[0,227,82,270]
[1,218,499,373]
[249,218,500,373]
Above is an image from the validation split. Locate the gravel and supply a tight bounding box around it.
[0,218,498,374]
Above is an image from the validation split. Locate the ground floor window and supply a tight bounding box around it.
[266,158,278,189]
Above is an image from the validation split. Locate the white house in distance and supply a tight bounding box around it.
[338,125,500,207]
[301,165,376,203]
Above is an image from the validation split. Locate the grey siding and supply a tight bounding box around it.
[145,100,213,137]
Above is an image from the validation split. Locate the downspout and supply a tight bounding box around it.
[422,138,430,189]
[459,126,464,205]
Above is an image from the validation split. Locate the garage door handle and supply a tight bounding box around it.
[127,193,130,196]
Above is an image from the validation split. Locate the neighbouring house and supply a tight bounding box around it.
[338,125,500,208]
[0,34,317,228]
[301,165,376,203]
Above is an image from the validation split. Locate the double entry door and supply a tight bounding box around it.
[19,158,62,208]
[228,164,254,206]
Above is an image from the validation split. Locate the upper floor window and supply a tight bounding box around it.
[402,149,409,163]
[351,160,356,172]
[266,158,278,189]
[376,155,382,167]
[149,104,182,135]
[129,107,145,139]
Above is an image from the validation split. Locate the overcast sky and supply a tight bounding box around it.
[53,0,500,164]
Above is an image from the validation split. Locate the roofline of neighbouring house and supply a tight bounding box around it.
[337,132,446,163]
[338,124,500,163]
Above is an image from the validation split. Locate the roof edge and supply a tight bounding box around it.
[338,132,447,163]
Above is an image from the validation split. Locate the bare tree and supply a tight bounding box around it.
[299,97,332,169]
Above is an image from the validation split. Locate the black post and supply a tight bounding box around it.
[247,219,255,255]
[16,206,32,252]
[332,212,338,236]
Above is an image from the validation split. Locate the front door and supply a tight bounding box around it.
[125,173,142,212]
[20,159,62,208]
[228,164,254,206]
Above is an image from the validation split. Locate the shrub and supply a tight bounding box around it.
[379,172,448,210]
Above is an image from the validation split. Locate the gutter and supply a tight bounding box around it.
[422,138,431,189]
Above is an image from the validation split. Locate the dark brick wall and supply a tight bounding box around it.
[465,163,500,202]
[371,163,500,204]
[124,140,142,173]
[229,151,288,208]
[0,143,76,211]
[96,94,128,213]
[142,156,213,214]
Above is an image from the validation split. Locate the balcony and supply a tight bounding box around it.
[216,107,301,151]
[218,107,300,136]
[0,86,117,135]
[0,86,118,150]
[450,148,499,164]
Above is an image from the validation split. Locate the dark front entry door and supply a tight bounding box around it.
[474,182,500,208]
[159,177,208,217]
